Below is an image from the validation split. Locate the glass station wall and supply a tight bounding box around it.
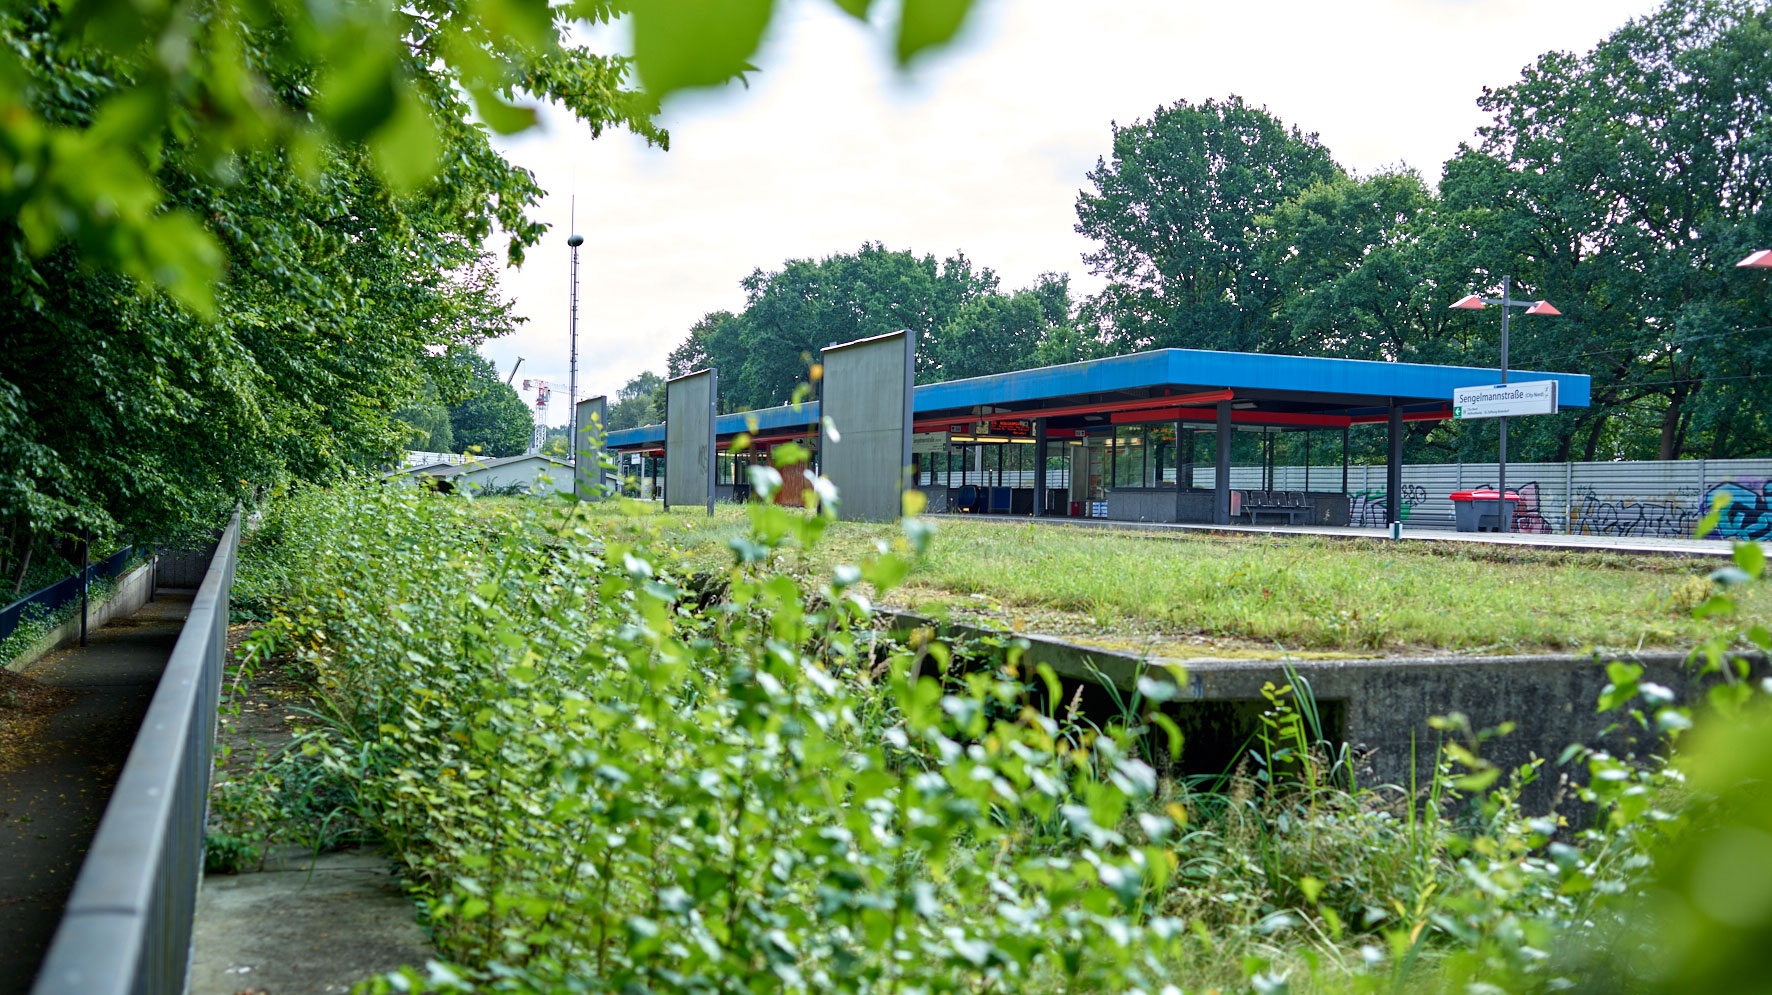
[918,442,1072,490]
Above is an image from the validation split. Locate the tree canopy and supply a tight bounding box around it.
[648,1,1769,468]
[446,352,536,459]
[1075,95,1343,353]
[0,0,987,590]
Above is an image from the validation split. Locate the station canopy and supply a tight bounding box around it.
[605,346,1591,452]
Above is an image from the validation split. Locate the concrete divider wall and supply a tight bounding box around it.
[664,370,716,514]
[820,330,915,523]
[574,396,608,502]
[4,561,158,672]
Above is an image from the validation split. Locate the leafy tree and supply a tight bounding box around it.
[396,399,456,454]
[606,370,665,432]
[932,273,1076,380]
[447,352,535,458]
[1439,0,1772,460]
[0,0,984,312]
[668,244,1001,411]
[1075,96,1343,353]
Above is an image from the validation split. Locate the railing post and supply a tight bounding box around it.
[1564,461,1575,535]
[79,526,89,647]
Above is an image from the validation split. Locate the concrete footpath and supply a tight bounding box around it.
[0,593,192,994]
[186,623,436,995]
[190,846,434,995]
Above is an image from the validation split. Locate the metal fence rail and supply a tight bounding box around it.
[29,511,240,995]
[0,546,138,644]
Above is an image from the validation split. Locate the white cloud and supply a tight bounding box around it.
[485,0,1660,424]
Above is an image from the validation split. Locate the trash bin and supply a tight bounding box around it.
[1449,489,1520,532]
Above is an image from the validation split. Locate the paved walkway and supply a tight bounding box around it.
[0,592,192,994]
[931,514,1742,557]
[191,847,434,995]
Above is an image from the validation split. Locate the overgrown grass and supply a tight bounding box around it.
[567,501,1756,655]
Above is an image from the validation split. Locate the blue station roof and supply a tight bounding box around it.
[607,347,1590,449]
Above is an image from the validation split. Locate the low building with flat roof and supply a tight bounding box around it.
[607,347,1590,526]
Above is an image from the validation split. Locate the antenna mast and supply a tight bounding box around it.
[567,198,583,466]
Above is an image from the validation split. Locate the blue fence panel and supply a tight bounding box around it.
[28,514,238,995]
[0,546,138,644]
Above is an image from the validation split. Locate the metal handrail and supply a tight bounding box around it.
[0,546,138,644]
[29,511,241,995]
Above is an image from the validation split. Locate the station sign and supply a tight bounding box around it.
[1453,380,1558,420]
[988,420,1033,437]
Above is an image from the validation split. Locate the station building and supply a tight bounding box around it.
[606,347,1590,527]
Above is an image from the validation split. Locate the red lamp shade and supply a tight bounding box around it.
[1524,300,1561,315]
[1449,294,1486,310]
[1740,250,1772,269]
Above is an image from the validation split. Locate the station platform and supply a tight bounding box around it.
[928,513,1743,558]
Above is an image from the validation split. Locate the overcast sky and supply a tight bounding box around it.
[487,0,1661,425]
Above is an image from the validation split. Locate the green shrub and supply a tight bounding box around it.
[224,481,1772,995]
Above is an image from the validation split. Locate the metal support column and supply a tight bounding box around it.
[1215,400,1232,525]
[1034,418,1048,516]
[1174,419,1186,521]
[1386,400,1404,526]
[1341,426,1349,494]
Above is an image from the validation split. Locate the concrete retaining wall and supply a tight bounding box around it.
[5,561,158,672]
[885,609,1751,816]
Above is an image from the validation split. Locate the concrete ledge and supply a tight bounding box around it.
[5,561,157,673]
[883,609,1756,814]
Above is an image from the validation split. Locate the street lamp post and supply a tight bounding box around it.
[1450,275,1561,529]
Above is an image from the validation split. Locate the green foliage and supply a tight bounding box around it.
[1075,95,1343,353]
[445,351,534,459]
[1440,0,1772,461]
[933,273,1081,381]
[222,476,1772,995]
[245,483,1202,992]
[606,371,666,432]
[0,572,118,667]
[669,243,1010,410]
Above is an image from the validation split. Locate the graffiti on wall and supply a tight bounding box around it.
[1348,484,1427,527]
[1570,487,1703,539]
[1705,479,1772,541]
[1567,480,1772,540]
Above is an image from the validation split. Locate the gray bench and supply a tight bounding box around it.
[1239,490,1312,525]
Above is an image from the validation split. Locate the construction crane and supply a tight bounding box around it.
[505,357,525,385]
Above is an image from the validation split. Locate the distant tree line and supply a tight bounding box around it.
[637,0,1771,465]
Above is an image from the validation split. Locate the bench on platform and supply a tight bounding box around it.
[1238,490,1312,525]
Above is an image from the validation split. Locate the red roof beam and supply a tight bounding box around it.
[1347,407,1454,425]
[910,388,1233,432]
[1115,408,1352,427]
[1114,405,1455,427]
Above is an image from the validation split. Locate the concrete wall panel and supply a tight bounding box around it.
[574,396,608,501]
[820,330,914,523]
[665,370,716,514]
